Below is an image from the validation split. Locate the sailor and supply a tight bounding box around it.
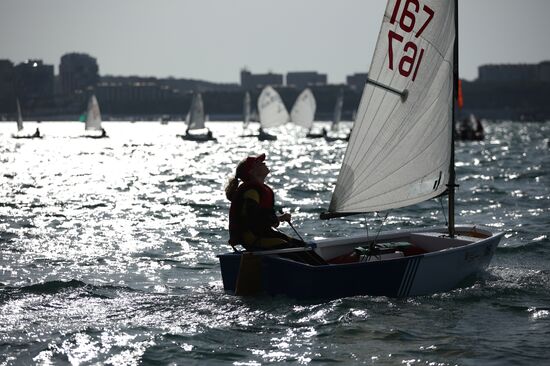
[225,153,300,251]
[473,117,484,140]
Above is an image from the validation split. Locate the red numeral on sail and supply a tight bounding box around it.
[399,42,418,77]
[388,30,404,70]
[390,0,403,24]
[416,5,434,38]
[387,0,434,81]
[411,48,424,81]
[399,0,419,32]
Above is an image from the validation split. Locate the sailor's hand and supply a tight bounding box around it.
[278,213,291,223]
[305,241,317,249]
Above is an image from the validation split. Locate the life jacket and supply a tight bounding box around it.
[228,181,274,245]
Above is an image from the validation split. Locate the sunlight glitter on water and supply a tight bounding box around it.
[1,120,549,365]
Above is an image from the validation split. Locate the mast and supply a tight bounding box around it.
[449,0,458,237]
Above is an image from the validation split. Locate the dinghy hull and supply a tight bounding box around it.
[218,226,503,299]
[178,134,216,142]
[257,134,277,141]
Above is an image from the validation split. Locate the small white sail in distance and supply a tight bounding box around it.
[16,98,23,131]
[243,91,251,129]
[329,0,455,215]
[187,92,205,131]
[332,90,344,131]
[85,95,103,131]
[290,88,316,130]
[258,86,289,129]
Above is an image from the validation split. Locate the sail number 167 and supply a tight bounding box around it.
[387,0,434,82]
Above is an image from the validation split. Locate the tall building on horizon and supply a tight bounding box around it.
[241,69,283,89]
[0,60,16,111]
[286,71,327,89]
[346,73,369,91]
[14,59,54,103]
[59,53,99,96]
[478,61,550,82]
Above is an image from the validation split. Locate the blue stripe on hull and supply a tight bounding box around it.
[397,257,422,297]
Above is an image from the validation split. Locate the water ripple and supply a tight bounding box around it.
[1,121,549,364]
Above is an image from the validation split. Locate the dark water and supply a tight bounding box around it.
[1,121,548,365]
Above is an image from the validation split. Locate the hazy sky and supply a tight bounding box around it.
[1,0,549,83]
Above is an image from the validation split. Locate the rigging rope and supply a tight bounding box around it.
[361,211,390,262]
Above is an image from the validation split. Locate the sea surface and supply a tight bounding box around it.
[1,120,549,365]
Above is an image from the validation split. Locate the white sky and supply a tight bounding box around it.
[1,0,549,83]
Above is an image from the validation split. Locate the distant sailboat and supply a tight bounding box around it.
[324,89,348,141]
[290,88,316,129]
[243,91,250,128]
[257,86,288,141]
[179,92,216,142]
[331,89,344,131]
[11,98,41,139]
[16,98,23,132]
[456,114,484,141]
[241,91,257,137]
[83,95,107,138]
[219,0,504,299]
[290,88,323,138]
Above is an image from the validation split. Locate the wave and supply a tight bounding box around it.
[79,203,108,209]
[1,279,138,298]
[20,279,88,293]
[497,240,550,254]
[167,176,189,183]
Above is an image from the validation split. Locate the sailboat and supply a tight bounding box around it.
[257,86,288,141]
[219,0,503,299]
[456,114,484,141]
[83,95,107,138]
[289,88,321,138]
[179,92,216,142]
[324,89,347,141]
[332,89,344,130]
[243,91,251,129]
[11,99,41,139]
[455,80,484,141]
[241,91,256,137]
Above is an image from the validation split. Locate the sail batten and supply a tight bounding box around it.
[328,0,454,215]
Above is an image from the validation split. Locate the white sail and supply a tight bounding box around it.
[243,91,251,129]
[258,86,289,129]
[16,98,23,131]
[187,92,205,131]
[85,95,102,131]
[332,90,344,131]
[290,88,316,130]
[329,0,454,214]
